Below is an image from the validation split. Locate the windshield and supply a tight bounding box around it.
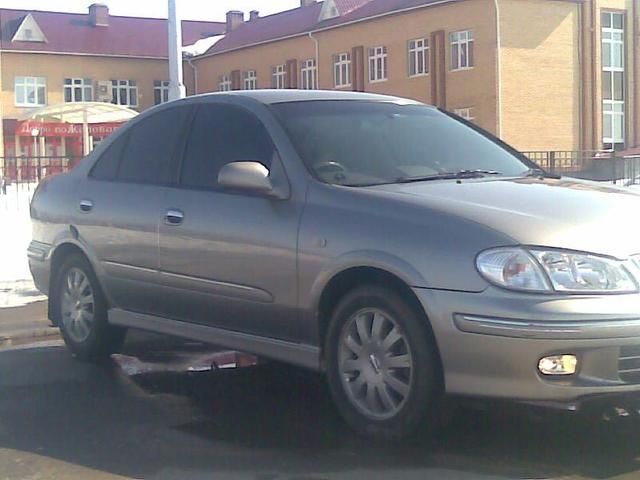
[272,101,532,186]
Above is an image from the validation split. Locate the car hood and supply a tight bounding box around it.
[369,176,640,259]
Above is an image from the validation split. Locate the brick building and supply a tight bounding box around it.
[192,0,640,152]
[0,4,224,159]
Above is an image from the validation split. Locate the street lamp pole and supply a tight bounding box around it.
[168,0,186,101]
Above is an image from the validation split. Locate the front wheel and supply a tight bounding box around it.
[325,285,441,441]
[56,254,126,361]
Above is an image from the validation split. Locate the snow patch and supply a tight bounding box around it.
[0,183,46,308]
[182,35,224,57]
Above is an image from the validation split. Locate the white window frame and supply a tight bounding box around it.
[111,80,138,107]
[272,64,287,89]
[368,46,388,83]
[64,78,93,103]
[450,30,474,71]
[243,70,257,90]
[15,76,46,107]
[602,12,625,146]
[153,80,170,104]
[408,38,429,77]
[300,58,317,90]
[454,107,475,122]
[333,52,351,89]
[218,74,232,92]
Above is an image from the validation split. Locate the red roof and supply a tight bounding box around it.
[0,8,225,58]
[204,0,460,56]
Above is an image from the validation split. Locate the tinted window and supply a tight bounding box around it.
[181,104,274,190]
[90,133,128,181]
[117,107,190,185]
[272,101,531,186]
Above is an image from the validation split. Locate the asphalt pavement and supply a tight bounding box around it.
[1,329,640,479]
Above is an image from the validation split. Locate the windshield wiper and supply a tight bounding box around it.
[395,169,502,184]
[523,168,561,179]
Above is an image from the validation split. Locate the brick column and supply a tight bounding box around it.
[351,46,365,92]
[430,30,447,109]
[286,59,298,89]
[231,70,242,90]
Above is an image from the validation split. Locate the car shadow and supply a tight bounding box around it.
[1,334,640,479]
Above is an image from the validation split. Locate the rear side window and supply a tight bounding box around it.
[90,133,128,181]
[117,107,191,185]
[180,104,274,190]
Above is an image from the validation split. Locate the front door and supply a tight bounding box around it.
[158,103,302,341]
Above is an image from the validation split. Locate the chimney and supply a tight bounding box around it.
[89,3,109,27]
[249,10,260,21]
[301,0,316,7]
[226,10,244,32]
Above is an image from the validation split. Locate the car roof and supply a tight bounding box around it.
[189,89,430,106]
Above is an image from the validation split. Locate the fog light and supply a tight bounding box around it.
[538,355,577,376]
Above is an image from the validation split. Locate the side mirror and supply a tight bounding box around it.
[218,161,280,197]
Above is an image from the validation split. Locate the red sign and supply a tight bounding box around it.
[15,121,123,138]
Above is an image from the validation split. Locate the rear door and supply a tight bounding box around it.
[76,106,191,314]
[157,101,303,341]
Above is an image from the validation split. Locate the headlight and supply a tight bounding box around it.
[477,247,638,293]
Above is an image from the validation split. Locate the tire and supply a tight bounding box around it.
[55,254,126,361]
[325,284,441,441]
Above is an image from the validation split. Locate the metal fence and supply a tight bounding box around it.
[522,151,640,185]
[0,156,80,185]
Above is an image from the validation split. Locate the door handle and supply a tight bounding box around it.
[164,209,184,226]
[79,199,94,213]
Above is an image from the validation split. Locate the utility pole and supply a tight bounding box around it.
[167,0,185,101]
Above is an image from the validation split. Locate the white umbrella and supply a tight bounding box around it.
[19,102,138,155]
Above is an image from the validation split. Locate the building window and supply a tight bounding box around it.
[368,46,388,83]
[300,58,317,90]
[218,75,231,92]
[153,80,170,105]
[243,70,257,90]
[272,64,287,89]
[333,52,351,88]
[450,30,474,70]
[64,78,93,102]
[111,80,138,107]
[15,76,46,106]
[454,107,475,122]
[602,12,625,149]
[408,38,429,76]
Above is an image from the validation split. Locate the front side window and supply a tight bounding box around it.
[368,46,388,83]
[117,107,190,184]
[300,59,317,90]
[64,78,93,102]
[333,52,351,88]
[15,76,46,106]
[272,64,287,89]
[272,101,529,187]
[111,80,138,107]
[602,12,625,149]
[154,80,170,105]
[244,70,257,90]
[219,75,232,92]
[450,30,474,70]
[90,133,128,181]
[408,38,429,76]
[180,104,275,191]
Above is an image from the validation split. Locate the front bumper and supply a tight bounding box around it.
[413,286,640,402]
[27,240,52,295]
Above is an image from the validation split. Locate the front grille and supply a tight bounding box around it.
[618,346,640,384]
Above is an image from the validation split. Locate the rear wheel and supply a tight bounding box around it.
[325,285,441,441]
[56,254,126,361]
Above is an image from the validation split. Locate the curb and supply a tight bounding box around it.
[0,327,60,347]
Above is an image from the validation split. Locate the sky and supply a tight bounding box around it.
[0,0,300,21]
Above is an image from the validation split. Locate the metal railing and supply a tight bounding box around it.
[0,156,80,185]
[522,150,640,185]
